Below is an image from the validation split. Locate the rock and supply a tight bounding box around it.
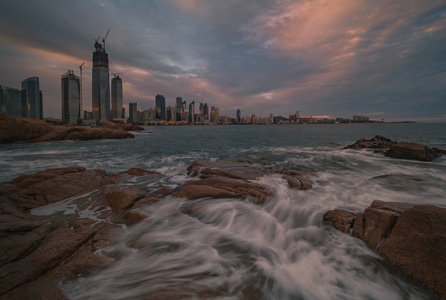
[0,166,164,298]
[120,168,158,177]
[105,189,144,211]
[101,121,144,131]
[385,142,446,161]
[187,158,264,180]
[8,167,111,210]
[176,176,274,204]
[344,135,395,150]
[345,135,446,161]
[324,200,446,299]
[323,209,355,234]
[124,209,149,224]
[0,114,134,144]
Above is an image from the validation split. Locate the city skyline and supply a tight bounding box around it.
[0,1,445,122]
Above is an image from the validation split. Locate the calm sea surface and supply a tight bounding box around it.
[1,123,446,299]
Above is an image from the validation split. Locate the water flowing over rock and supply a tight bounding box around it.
[344,135,446,161]
[324,200,446,299]
[177,158,313,203]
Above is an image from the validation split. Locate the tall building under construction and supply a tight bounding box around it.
[92,38,110,122]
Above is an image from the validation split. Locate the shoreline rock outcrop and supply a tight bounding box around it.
[344,135,446,161]
[324,200,446,299]
[0,113,135,144]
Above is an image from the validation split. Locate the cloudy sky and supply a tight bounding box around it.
[0,0,445,121]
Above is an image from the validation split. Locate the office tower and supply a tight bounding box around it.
[166,106,175,121]
[203,103,209,121]
[155,94,166,120]
[111,75,123,119]
[199,103,204,117]
[181,100,187,121]
[188,101,195,123]
[0,85,22,117]
[236,109,241,123]
[61,70,80,125]
[175,97,183,121]
[92,39,110,122]
[129,102,138,123]
[210,106,219,124]
[21,77,42,119]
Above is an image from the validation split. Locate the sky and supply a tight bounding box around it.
[0,0,445,122]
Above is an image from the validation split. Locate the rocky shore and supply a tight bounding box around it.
[1,137,445,299]
[0,114,137,143]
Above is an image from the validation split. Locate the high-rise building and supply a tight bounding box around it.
[236,109,241,123]
[61,70,80,125]
[210,106,219,124]
[181,100,187,121]
[92,40,110,122]
[175,97,183,121]
[188,101,195,123]
[166,106,175,121]
[129,102,138,123]
[111,75,123,119]
[21,77,42,119]
[0,85,22,117]
[203,103,209,121]
[155,94,166,120]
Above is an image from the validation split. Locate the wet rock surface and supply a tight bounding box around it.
[324,200,446,299]
[344,135,446,161]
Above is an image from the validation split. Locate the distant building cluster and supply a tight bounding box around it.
[0,77,43,119]
[0,32,379,126]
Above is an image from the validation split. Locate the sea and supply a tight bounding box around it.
[1,123,446,299]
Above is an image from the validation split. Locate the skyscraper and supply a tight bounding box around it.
[188,101,195,124]
[111,75,123,119]
[155,94,166,120]
[92,39,110,122]
[21,77,42,119]
[175,97,183,121]
[0,85,22,117]
[236,109,241,123]
[203,103,209,121]
[61,70,80,125]
[129,102,138,123]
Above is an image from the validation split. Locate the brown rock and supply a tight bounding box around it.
[132,197,162,208]
[121,168,158,177]
[323,209,355,234]
[105,189,143,211]
[324,200,446,299]
[8,167,111,210]
[187,159,264,180]
[176,176,274,204]
[283,175,313,190]
[124,209,149,224]
[344,135,395,150]
[385,142,446,161]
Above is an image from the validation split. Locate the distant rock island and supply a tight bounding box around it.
[0,114,143,143]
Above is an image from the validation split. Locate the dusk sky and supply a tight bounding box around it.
[1,0,445,121]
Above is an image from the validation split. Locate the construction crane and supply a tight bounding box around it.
[102,29,110,49]
[79,62,85,123]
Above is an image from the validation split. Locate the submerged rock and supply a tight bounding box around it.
[344,135,395,150]
[324,200,446,299]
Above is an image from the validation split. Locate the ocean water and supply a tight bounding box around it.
[1,123,446,299]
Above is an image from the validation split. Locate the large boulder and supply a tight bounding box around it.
[343,135,395,150]
[324,200,446,299]
[385,142,446,161]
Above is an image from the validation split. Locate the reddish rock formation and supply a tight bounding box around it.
[0,166,163,299]
[324,200,446,299]
[0,114,134,144]
[101,121,144,131]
